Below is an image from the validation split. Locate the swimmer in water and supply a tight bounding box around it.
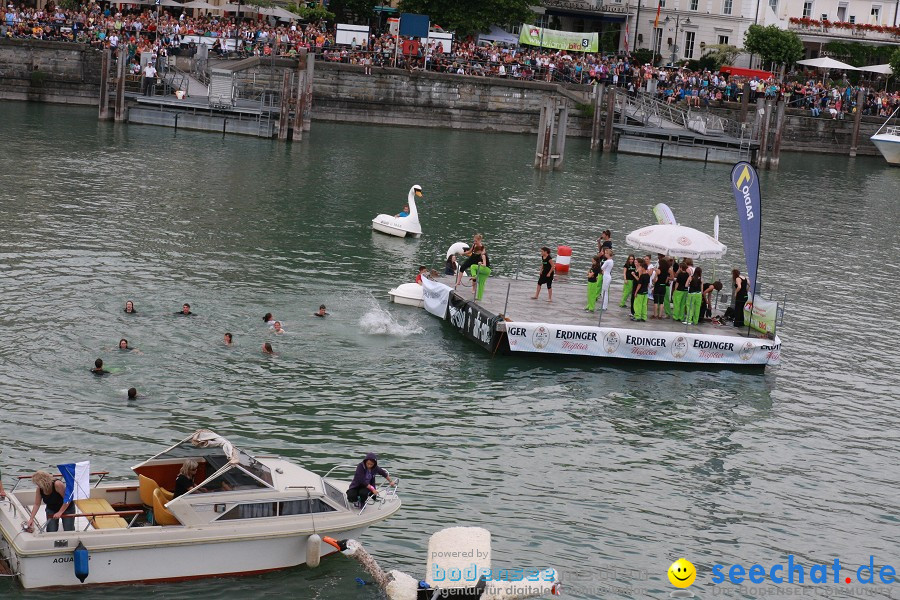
[272,321,285,335]
[262,342,274,355]
[113,339,142,354]
[224,332,233,346]
[124,300,136,314]
[91,358,109,376]
[314,304,328,317]
[263,312,274,325]
[176,303,192,316]
[127,387,137,400]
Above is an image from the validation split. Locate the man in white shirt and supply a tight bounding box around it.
[600,248,614,310]
[142,62,157,96]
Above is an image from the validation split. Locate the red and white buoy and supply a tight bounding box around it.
[556,245,572,274]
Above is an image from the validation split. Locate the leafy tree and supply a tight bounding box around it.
[286,2,336,20]
[743,25,804,69]
[631,48,659,66]
[890,48,900,81]
[326,0,377,23]
[397,0,536,37]
[702,44,742,69]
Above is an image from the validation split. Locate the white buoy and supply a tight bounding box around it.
[306,533,322,568]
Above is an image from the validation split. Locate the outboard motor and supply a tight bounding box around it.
[73,541,89,583]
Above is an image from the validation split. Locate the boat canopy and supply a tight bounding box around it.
[132,429,274,491]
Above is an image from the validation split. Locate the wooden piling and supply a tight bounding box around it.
[590,84,604,151]
[769,100,786,169]
[602,87,616,152]
[849,87,865,157]
[534,98,550,169]
[757,99,772,169]
[303,53,314,131]
[277,71,291,140]
[554,102,568,170]
[292,70,305,142]
[114,45,127,122]
[98,48,110,120]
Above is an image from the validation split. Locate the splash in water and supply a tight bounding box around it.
[358,304,423,337]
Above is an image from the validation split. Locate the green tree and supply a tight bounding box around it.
[743,25,804,69]
[702,43,742,69]
[890,48,900,81]
[326,0,377,23]
[397,0,535,37]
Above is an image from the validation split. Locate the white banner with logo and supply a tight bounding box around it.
[744,297,777,334]
[421,276,453,320]
[504,322,780,365]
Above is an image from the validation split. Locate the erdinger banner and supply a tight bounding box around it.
[505,322,781,365]
[420,276,452,320]
[731,162,761,294]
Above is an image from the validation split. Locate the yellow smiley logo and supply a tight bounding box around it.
[668,558,696,588]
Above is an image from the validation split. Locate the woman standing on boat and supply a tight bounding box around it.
[456,234,485,288]
[732,269,749,328]
[347,453,395,508]
[619,255,636,311]
[25,471,75,533]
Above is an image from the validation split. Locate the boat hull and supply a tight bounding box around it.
[372,215,421,238]
[1,525,368,589]
[871,134,900,166]
[389,282,424,307]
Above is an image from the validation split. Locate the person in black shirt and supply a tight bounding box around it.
[732,269,749,327]
[177,303,193,316]
[632,259,650,322]
[673,262,690,321]
[701,280,723,322]
[174,459,200,498]
[685,267,703,324]
[124,300,136,314]
[620,255,636,311]
[25,471,75,533]
[532,247,555,302]
[91,358,109,376]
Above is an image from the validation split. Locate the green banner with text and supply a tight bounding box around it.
[518,25,599,52]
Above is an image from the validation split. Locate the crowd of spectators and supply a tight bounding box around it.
[3,1,897,116]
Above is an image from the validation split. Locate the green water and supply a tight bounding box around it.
[0,101,898,599]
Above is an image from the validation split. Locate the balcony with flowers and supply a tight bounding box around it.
[788,17,900,43]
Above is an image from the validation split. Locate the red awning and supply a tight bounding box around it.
[719,66,774,79]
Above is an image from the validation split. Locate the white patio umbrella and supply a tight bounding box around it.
[220,2,259,12]
[258,5,297,20]
[626,224,727,259]
[857,64,893,75]
[796,56,858,70]
[182,0,220,9]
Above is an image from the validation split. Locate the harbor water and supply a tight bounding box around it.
[0,101,898,599]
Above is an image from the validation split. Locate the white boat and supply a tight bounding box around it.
[871,107,900,166]
[0,430,401,589]
[389,282,424,307]
[372,185,424,238]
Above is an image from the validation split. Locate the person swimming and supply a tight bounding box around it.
[124,300,136,314]
[224,332,233,346]
[262,342,274,355]
[272,321,285,335]
[91,358,109,376]
[114,338,141,354]
[127,387,137,400]
[176,303,193,316]
[314,304,328,317]
[263,312,274,324]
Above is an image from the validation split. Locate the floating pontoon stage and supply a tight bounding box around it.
[444,277,781,368]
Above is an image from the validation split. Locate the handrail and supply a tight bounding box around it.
[873,105,900,136]
[11,471,109,492]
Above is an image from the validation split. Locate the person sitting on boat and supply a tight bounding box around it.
[394,205,410,218]
[25,471,75,533]
[346,452,395,508]
[444,254,457,276]
[415,265,427,285]
[174,459,201,498]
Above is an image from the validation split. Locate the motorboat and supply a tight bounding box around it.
[871,107,900,166]
[0,430,401,589]
[325,526,559,600]
[389,282,424,307]
[372,185,424,238]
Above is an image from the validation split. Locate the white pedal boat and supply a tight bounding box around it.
[389,282,424,307]
[0,429,401,589]
[372,185,424,238]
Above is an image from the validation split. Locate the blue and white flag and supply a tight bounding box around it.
[730,162,761,295]
[57,461,90,503]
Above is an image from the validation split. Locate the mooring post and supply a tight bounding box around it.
[303,52,314,132]
[277,71,291,140]
[534,98,549,169]
[554,102,568,170]
[849,87,865,157]
[739,82,751,123]
[590,84,604,151]
[98,48,111,120]
[769,100,786,169]
[753,98,768,167]
[114,45,127,122]
[292,70,305,142]
[602,86,616,152]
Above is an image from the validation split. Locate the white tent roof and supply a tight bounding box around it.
[797,57,858,70]
[183,0,220,9]
[477,25,519,45]
[626,224,727,259]
[858,63,893,75]
[258,5,297,20]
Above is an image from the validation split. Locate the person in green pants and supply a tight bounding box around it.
[585,256,602,312]
[685,267,703,324]
[672,261,689,321]
[620,255,636,309]
[662,257,675,317]
[470,250,491,301]
[632,259,650,322]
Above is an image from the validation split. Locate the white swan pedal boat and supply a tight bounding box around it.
[0,430,401,589]
[373,185,424,238]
